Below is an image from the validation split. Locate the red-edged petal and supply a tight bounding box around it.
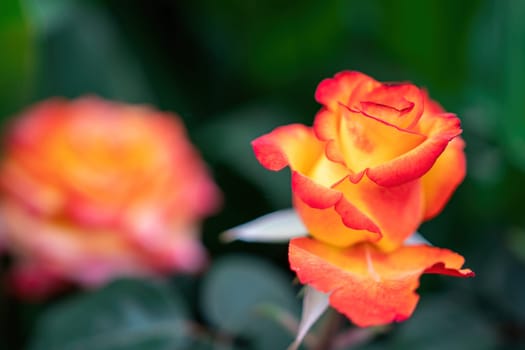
[313,72,463,189]
[313,72,382,166]
[289,237,474,327]
[252,124,324,174]
[422,137,466,220]
[318,106,426,176]
[314,108,361,179]
[314,108,340,149]
[420,89,446,115]
[366,114,462,187]
[359,83,424,130]
[293,169,381,247]
[314,76,423,153]
[292,171,342,209]
[333,175,424,251]
[293,195,380,247]
[315,71,380,111]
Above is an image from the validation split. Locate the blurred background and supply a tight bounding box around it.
[1,0,525,349]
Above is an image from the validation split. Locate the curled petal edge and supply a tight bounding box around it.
[292,171,381,236]
[252,123,322,173]
[289,237,474,327]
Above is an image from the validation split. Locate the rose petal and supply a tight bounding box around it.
[333,175,424,251]
[0,159,64,215]
[422,137,466,220]
[252,121,383,248]
[366,113,462,187]
[359,83,424,130]
[313,72,464,188]
[307,149,350,187]
[252,124,324,174]
[292,171,342,209]
[314,72,381,168]
[315,71,381,112]
[0,202,148,286]
[292,196,380,248]
[289,237,474,327]
[315,105,426,177]
[292,171,381,247]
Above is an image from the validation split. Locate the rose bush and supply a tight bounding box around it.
[0,97,221,299]
[252,71,473,327]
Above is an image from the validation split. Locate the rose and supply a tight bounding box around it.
[0,97,221,299]
[254,71,466,251]
[252,71,472,327]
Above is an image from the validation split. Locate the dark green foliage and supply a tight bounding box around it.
[29,279,190,350]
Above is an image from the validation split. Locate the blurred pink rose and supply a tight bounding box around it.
[0,97,221,299]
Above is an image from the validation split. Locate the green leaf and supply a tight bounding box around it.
[29,278,190,350]
[201,255,299,350]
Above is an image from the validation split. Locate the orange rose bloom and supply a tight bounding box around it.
[252,71,473,327]
[0,97,221,298]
